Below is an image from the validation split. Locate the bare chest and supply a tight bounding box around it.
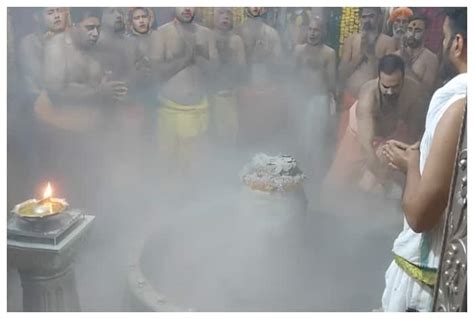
[352,35,388,58]
[164,28,209,60]
[65,47,102,84]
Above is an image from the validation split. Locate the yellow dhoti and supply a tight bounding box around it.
[157,97,210,166]
[209,91,238,144]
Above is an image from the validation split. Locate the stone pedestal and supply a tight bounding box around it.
[7,210,94,312]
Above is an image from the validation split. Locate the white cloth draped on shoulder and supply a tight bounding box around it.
[382,73,467,312]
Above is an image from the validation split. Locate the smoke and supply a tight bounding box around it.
[7,7,404,312]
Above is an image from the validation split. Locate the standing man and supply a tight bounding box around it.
[96,8,132,81]
[381,8,467,312]
[292,16,336,177]
[337,7,397,146]
[149,7,217,172]
[388,7,413,50]
[396,14,439,92]
[39,8,128,204]
[283,7,312,54]
[126,7,156,103]
[19,7,70,96]
[42,8,128,131]
[209,7,246,147]
[324,54,425,194]
[235,7,285,143]
[95,7,145,174]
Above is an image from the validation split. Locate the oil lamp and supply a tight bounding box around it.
[7,181,95,311]
[11,182,68,218]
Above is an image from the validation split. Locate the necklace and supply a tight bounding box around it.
[408,47,425,67]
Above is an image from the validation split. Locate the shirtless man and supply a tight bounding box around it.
[96,8,132,80]
[149,7,217,171]
[395,14,439,93]
[388,7,413,50]
[42,8,127,131]
[95,7,146,165]
[209,7,246,146]
[283,7,312,54]
[292,17,336,175]
[294,17,336,98]
[235,7,285,143]
[38,8,128,204]
[126,7,156,98]
[236,7,281,79]
[337,8,397,144]
[19,7,69,96]
[325,54,426,194]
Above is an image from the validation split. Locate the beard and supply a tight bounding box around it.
[114,21,125,32]
[378,82,400,110]
[439,39,459,82]
[406,37,421,48]
[382,94,399,105]
[177,14,194,23]
[362,21,376,32]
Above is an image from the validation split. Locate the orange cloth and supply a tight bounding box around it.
[324,102,408,192]
[336,91,357,148]
[389,7,413,23]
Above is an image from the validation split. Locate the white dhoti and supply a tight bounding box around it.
[382,260,434,311]
[292,94,330,175]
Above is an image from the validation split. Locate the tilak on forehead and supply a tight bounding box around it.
[408,19,426,29]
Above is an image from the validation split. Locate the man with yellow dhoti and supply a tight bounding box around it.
[150,7,218,172]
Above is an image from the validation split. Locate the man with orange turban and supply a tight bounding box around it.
[388,7,413,50]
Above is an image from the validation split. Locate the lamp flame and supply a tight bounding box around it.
[43,182,53,199]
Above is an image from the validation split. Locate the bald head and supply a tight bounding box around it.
[214,7,233,31]
[307,17,324,45]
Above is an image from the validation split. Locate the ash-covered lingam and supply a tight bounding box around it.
[127,154,311,311]
[239,153,308,232]
[240,153,305,192]
[7,182,94,312]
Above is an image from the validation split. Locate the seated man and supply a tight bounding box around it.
[324,54,426,195]
[381,8,467,311]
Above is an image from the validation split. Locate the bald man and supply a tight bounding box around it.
[292,17,336,176]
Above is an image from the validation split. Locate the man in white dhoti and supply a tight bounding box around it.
[292,17,336,178]
[380,8,467,312]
